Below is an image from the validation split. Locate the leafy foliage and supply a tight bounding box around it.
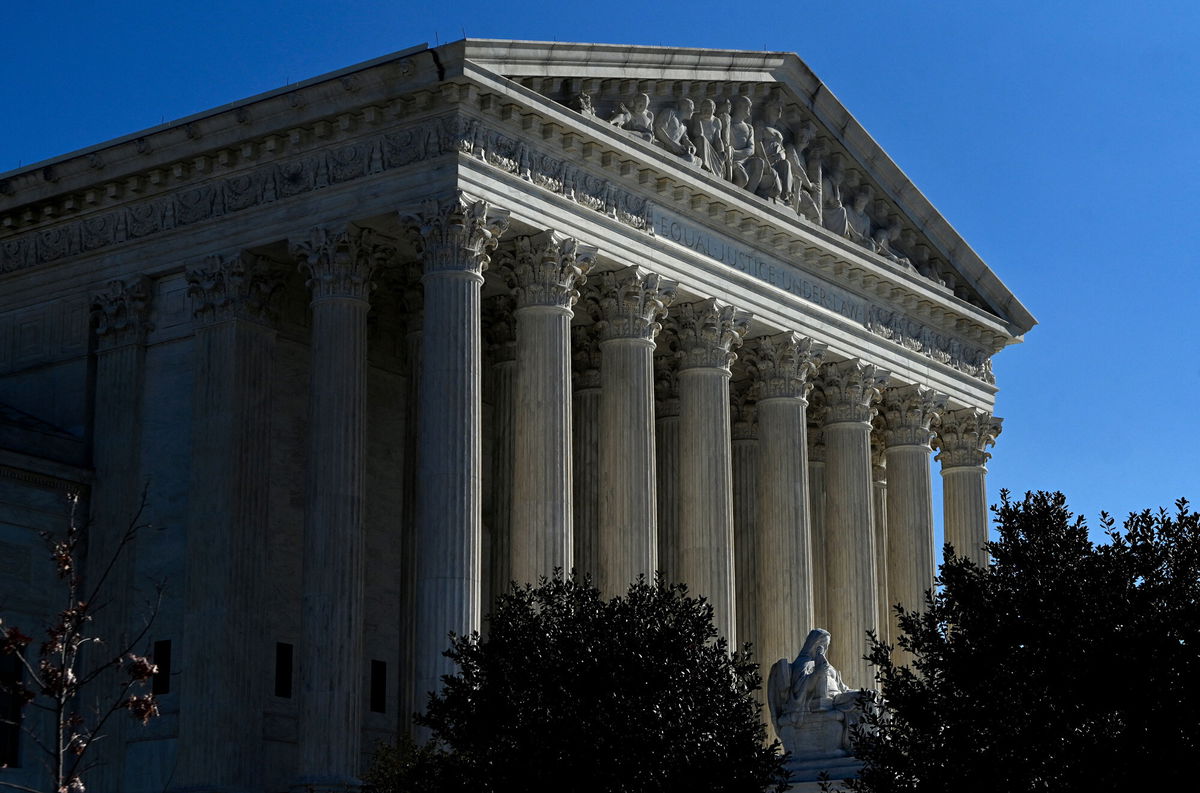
[847,490,1200,792]
[376,573,787,793]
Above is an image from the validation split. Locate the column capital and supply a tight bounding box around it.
[934,408,1003,469]
[291,224,393,302]
[807,390,827,463]
[91,276,154,350]
[816,360,888,425]
[670,298,752,373]
[572,323,602,390]
[881,384,947,449]
[592,266,677,342]
[484,295,517,364]
[402,192,511,277]
[747,332,826,401]
[499,231,597,310]
[187,251,285,326]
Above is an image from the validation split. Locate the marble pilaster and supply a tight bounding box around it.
[817,360,888,689]
[404,194,509,728]
[934,408,1003,566]
[396,269,422,733]
[87,276,153,793]
[672,299,751,644]
[571,324,602,582]
[176,252,282,793]
[595,267,675,595]
[502,232,595,584]
[882,385,946,635]
[290,225,391,791]
[749,332,824,674]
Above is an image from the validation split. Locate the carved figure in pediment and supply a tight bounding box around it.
[872,216,911,266]
[690,98,728,178]
[746,99,791,203]
[654,98,699,165]
[609,93,654,141]
[821,159,850,235]
[900,231,945,284]
[571,91,597,116]
[786,120,822,221]
[727,95,756,188]
[828,184,873,245]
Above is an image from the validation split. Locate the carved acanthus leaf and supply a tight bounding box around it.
[934,408,1003,468]
[747,331,826,401]
[653,332,680,418]
[291,224,393,301]
[484,294,517,364]
[91,276,153,349]
[594,267,677,342]
[499,231,597,309]
[670,298,752,372]
[731,379,757,440]
[187,251,284,325]
[881,384,947,449]
[817,360,888,425]
[571,323,602,390]
[402,191,510,277]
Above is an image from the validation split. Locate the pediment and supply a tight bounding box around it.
[461,40,1035,338]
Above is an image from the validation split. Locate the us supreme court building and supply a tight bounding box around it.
[0,40,1034,792]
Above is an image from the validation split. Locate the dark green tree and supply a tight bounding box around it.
[846,490,1200,792]
[377,573,787,793]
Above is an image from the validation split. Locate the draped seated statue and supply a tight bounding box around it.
[767,628,874,761]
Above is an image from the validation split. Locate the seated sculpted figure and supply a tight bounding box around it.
[768,628,871,758]
[609,93,654,141]
[654,98,699,165]
[689,98,728,177]
[726,95,756,188]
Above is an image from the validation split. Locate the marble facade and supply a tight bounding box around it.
[0,40,1033,792]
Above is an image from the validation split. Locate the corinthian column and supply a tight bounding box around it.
[654,349,681,581]
[870,429,889,645]
[501,233,595,584]
[672,299,751,643]
[934,408,1002,566]
[88,277,152,793]
[807,400,827,634]
[290,225,391,791]
[817,360,888,688]
[882,386,946,633]
[730,384,758,651]
[595,267,676,595]
[175,252,282,792]
[571,324,602,581]
[749,333,825,671]
[485,296,517,605]
[404,194,509,719]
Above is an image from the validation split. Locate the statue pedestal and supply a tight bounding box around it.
[777,708,863,790]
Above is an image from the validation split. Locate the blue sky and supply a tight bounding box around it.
[3,1,1197,542]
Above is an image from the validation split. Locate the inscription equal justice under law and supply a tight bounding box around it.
[655,211,866,325]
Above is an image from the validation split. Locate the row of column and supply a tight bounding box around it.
[111,192,1002,789]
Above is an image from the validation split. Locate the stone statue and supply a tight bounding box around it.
[609,93,654,141]
[871,216,911,266]
[747,100,791,202]
[768,628,873,760]
[726,95,756,188]
[689,98,727,177]
[786,121,822,221]
[844,185,874,245]
[571,91,596,116]
[654,98,699,164]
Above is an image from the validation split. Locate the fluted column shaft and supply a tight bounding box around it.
[750,332,824,673]
[176,254,280,792]
[673,299,751,643]
[935,408,1003,567]
[504,232,594,584]
[571,328,601,581]
[595,267,674,595]
[487,302,516,602]
[396,276,422,734]
[292,226,387,791]
[407,195,509,722]
[87,277,152,793]
[807,420,828,634]
[730,393,758,650]
[871,447,889,646]
[818,360,887,689]
[655,358,681,581]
